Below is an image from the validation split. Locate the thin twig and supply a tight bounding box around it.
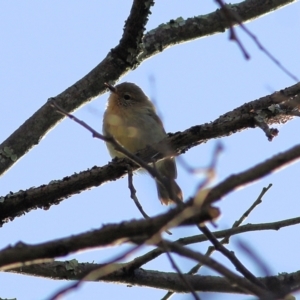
[235,185,271,222]
[194,185,273,289]
[178,142,224,174]
[161,240,200,300]
[161,184,272,299]
[254,116,279,141]
[8,215,300,286]
[191,184,272,271]
[199,224,266,289]
[237,241,271,276]
[216,0,250,59]
[127,167,172,235]
[126,202,300,275]
[215,0,299,82]
[127,167,150,220]
[163,240,271,298]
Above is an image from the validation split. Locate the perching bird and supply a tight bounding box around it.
[103,82,182,205]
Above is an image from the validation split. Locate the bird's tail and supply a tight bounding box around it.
[154,158,183,205]
[155,178,183,205]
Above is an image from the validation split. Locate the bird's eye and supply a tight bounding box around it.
[123,94,131,100]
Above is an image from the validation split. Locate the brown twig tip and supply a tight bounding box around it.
[254,116,279,141]
[104,82,116,93]
[49,100,71,118]
[216,0,299,82]
[48,98,58,110]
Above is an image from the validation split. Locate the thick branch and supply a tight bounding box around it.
[0,0,153,176]
[0,83,299,225]
[1,209,299,277]
[8,262,298,296]
[0,0,296,176]
[205,143,300,205]
[126,216,300,271]
[0,204,217,271]
[164,241,270,297]
[5,216,300,296]
[140,0,296,61]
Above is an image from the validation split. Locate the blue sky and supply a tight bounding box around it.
[0,1,300,299]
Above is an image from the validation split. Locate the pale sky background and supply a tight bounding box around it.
[0,1,300,300]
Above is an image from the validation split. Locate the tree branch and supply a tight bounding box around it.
[0,0,296,176]
[125,215,300,271]
[7,261,300,295]
[1,82,299,225]
[0,0,153,176]
[140,0,296,61]
[0,203,217,271]
[161,241,270,297]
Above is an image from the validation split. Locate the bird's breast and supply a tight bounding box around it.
[103,106,166,156]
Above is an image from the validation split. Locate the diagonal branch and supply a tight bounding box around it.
[204,143,300,206]
[162,184,272,299]
[199,225,266,289]
[8,216,300,292]
[0,203,217,271]
[0,82,299,225]
[214,0,298,81]
[124,215,300,272]
[163,240,271,297]
[0,0,153,176]
[0,0,296,176]
[140,0,296,61]
[1,206,300,277]
[161,240,200,300]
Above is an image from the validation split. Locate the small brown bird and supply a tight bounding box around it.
[103,82,183,205]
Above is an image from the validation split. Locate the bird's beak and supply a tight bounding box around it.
[104,82,116,93]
